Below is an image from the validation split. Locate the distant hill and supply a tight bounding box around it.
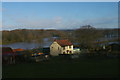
[2,29,70,45]
[80,25,96,29]
[2,28,119,46]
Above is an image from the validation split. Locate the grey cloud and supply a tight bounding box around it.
[3,16,65,29]
[80,17,118,28]
[2,15,118,30]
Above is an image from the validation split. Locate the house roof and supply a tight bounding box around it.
[54,39,72,47]
[13,48,24,52]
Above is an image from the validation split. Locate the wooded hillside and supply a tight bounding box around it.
[2,25,119,49]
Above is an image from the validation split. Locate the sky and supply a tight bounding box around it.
[1,0,120,2]
[1,2,118,30]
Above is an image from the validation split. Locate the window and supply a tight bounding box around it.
[63,47,65,50]
[70,51,72,53]
[63,52,65,54]
[67,50,69,53]
[69,46,71,49]
[58,47,59,50]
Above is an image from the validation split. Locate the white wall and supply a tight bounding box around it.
[61,45,73,54]
[50,42,74,56]
[50,42,62,56]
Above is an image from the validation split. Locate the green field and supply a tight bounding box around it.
[2,57,120,78]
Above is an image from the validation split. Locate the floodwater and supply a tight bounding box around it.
[1,37,58,49]
[2,42,42,49]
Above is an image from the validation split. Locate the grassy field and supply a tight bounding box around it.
[2,56,120,78]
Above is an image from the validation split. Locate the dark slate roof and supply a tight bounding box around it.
[2,47,15,55]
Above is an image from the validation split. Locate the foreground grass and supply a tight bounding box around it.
[2,56,120,78]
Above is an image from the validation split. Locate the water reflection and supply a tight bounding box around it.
[1,37,58,49]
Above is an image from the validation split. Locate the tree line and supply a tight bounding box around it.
[2,29,69,44]
[2,25,119,49]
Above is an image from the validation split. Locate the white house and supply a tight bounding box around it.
[50,40,73,56]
